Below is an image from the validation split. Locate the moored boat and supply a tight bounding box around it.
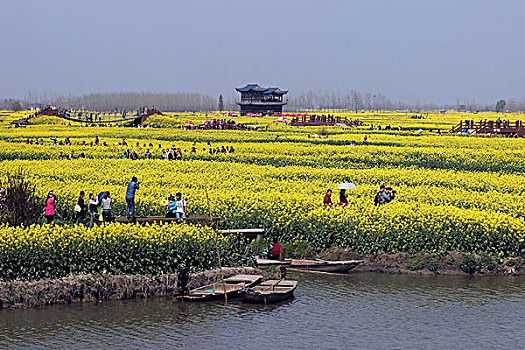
[241,279,298,304]
[289,259,363,273]
[178,274,262,302]
[256,258,292,268]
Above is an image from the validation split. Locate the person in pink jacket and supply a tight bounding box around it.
[44,191,56,224]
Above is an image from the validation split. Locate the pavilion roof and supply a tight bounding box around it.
[236,84,288,95]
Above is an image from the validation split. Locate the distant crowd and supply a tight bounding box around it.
[323,185,396,208]
[21,137,235,161]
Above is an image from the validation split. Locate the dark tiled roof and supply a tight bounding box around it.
[236,84,288,95]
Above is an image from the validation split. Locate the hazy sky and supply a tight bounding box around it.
[1,0,524,104]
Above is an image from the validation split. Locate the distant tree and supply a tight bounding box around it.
[218,94,224,112]
[10,100,23,112]
[495,99,506,112]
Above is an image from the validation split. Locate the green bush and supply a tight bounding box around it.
[407,257,424,271]
[478,254,497,270]
[460,254,477,274]
[426,256,439,272]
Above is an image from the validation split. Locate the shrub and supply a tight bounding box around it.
[478,254,497,270]
[408,257,424,271]
[426,256,439,272]
[460,254,477,274]
[0,171,41,226]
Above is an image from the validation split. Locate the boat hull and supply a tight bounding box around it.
[178,274,262,302]
[241,280,298,304]
[289,260,363,273]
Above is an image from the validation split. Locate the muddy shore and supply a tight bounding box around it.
[0,267,275,309]
[316,249,525,276]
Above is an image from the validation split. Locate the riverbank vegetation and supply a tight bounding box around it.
[0,223,254,281]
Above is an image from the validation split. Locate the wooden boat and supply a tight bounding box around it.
[178,274,262,302]
[241,280,298,304]
[256,258,292,268]
[289,259,363,273]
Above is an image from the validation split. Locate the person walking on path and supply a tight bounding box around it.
[44,191,56,224]
[88,193,101,228]
[101,191,112,224]
[75,191,87,225]
[126,176,140,220]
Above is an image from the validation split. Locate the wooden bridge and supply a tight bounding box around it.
[451,119,525,137]
[11,106,164,126]
[290,115,353,127]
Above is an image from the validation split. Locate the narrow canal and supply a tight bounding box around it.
[1,272,524,349]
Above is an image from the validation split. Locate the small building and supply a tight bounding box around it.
[236,84,288,116]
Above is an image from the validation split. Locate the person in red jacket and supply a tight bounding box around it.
[268,240,281,260]
[44,191,56,224]
[323,189,332,207]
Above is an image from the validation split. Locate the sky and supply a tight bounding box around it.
[1,0,524,105]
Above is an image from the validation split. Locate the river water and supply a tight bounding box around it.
[1,272,524,349]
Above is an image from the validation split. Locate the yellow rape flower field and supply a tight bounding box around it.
[0,110,524,280]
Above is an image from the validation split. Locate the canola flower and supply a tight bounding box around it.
[0,222,254,281]
[0,110,524,280]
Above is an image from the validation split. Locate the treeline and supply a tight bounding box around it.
[2,91,525,112]
[3,92,216,112]
[285,91,394,112]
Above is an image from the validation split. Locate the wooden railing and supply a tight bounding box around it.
[451,120,525,137]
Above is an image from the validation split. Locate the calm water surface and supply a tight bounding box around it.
[1,272,524,349]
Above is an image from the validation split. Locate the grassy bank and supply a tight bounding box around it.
[0,267,266,309]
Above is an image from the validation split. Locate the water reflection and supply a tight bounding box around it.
[1,273,524,349]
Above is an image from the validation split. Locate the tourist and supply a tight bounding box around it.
[385,186,396,204]
[375,185,395,205]
[374,185,387,206]
[58,152,64,160]
[44,191,56,224]
[323,189,332,207]
[75,191,87,225]
[339,189,349,206]
[88,193,100,228]
[165,193,179,218]
[126,176,140,220]
[68,151,74,160]
[268,240,282,260]
[101,191,112,224]
[173,192,187,218]
[145,149,152,159]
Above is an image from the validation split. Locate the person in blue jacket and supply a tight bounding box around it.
[126,176,140,220]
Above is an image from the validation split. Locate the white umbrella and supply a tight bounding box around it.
[417,129,424,133]
[336,183,358,190]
